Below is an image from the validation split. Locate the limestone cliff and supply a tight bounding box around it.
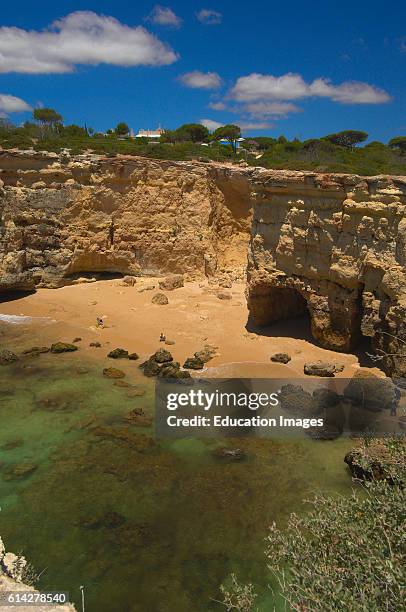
[246,170,406,376]
[0,151,252,290]
[1,151,406,376]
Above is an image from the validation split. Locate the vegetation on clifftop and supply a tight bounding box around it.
[1,110,405,175]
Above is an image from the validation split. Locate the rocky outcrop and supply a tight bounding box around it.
[1,151,406,376]
[246,170,406,376]
[0,150,252,291]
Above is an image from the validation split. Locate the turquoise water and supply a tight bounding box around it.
[0,323,354,611]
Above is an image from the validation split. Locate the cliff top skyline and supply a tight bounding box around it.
[0,0,405,141]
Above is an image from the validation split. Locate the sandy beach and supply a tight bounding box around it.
[0,278,383,378]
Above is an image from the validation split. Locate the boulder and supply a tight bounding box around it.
[151,292,169,305]
[158,274,184,291]
[304,361,344,377]
[50,342,78,354]
[108,348,129,359]
[344,370,397,412]
[2,551,27,582]
[22,346,50,356]
[194,345,218,363]
[103,367,125,379]
[128,352,139,361]
[279,384,313,416]
[121,275,137,286]
[152,349,173,363]
[139,359,161,377]
[271,352,291,364]
[89,342,102,348]
[0,349,19,365]
[183,356,205,370]
[73,337,82,343]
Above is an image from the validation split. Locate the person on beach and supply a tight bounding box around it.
[96,317,104,328]
[390,385,401,416]
[159,333,166,342]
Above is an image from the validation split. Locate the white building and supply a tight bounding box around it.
[135,128,164,140]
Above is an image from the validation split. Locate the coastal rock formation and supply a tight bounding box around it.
[0,150,252,291]
[0,536,75,611]
[1,151,406,376]
[246,170,406,376]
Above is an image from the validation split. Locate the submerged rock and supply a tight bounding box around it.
[2,463,38,481]
[139,359,161,377]
[51,342,78,354]
[213,447,247,461]
[0,349,19,365]
[344,370,397,412]
[103,367,126,379]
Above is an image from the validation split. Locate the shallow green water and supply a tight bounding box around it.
[0,323,354,611]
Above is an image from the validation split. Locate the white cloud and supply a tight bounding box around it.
[0,94,32,115]
[147,5,182,27]
[179,71,222,89]
[208,101,226,110]
[200,118,223,131]
[243,101,301,118]
[240,122,273,131]
[230,72,390,104]
[196,9,222,25]
[0,11,178,74]
[309,78,391,103]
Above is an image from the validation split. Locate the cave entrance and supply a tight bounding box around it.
[247,285,314,342]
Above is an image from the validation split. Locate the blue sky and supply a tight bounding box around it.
[0,0,405,140]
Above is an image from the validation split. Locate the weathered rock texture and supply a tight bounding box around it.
[1,151,406,376]
[0,151,252,291]
[247,170,406,376]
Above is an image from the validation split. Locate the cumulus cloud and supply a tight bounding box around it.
[196,9,222,25]
[0,94,32,115]
[147,5,182,27]
[243,101,301,118]
[200,118,223,131]
[179,71,222,89]
[230,72,390,104]
[239,122,273,131]
[208,101,226,110]
[0,11,178,74]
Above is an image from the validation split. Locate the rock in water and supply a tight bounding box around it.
[151,292,169,305]
[108,348,129,359]
[50,342,78,354]
[271,352,291,364]
[0,350,19,365]
[304,361,344,377]
[103,367,126,379]
[194,345,218,363]
[158,274,184,291]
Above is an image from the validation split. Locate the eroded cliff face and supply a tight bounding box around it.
[1,151,406,375]
[247,170,406,376]
[0,151,252,290]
